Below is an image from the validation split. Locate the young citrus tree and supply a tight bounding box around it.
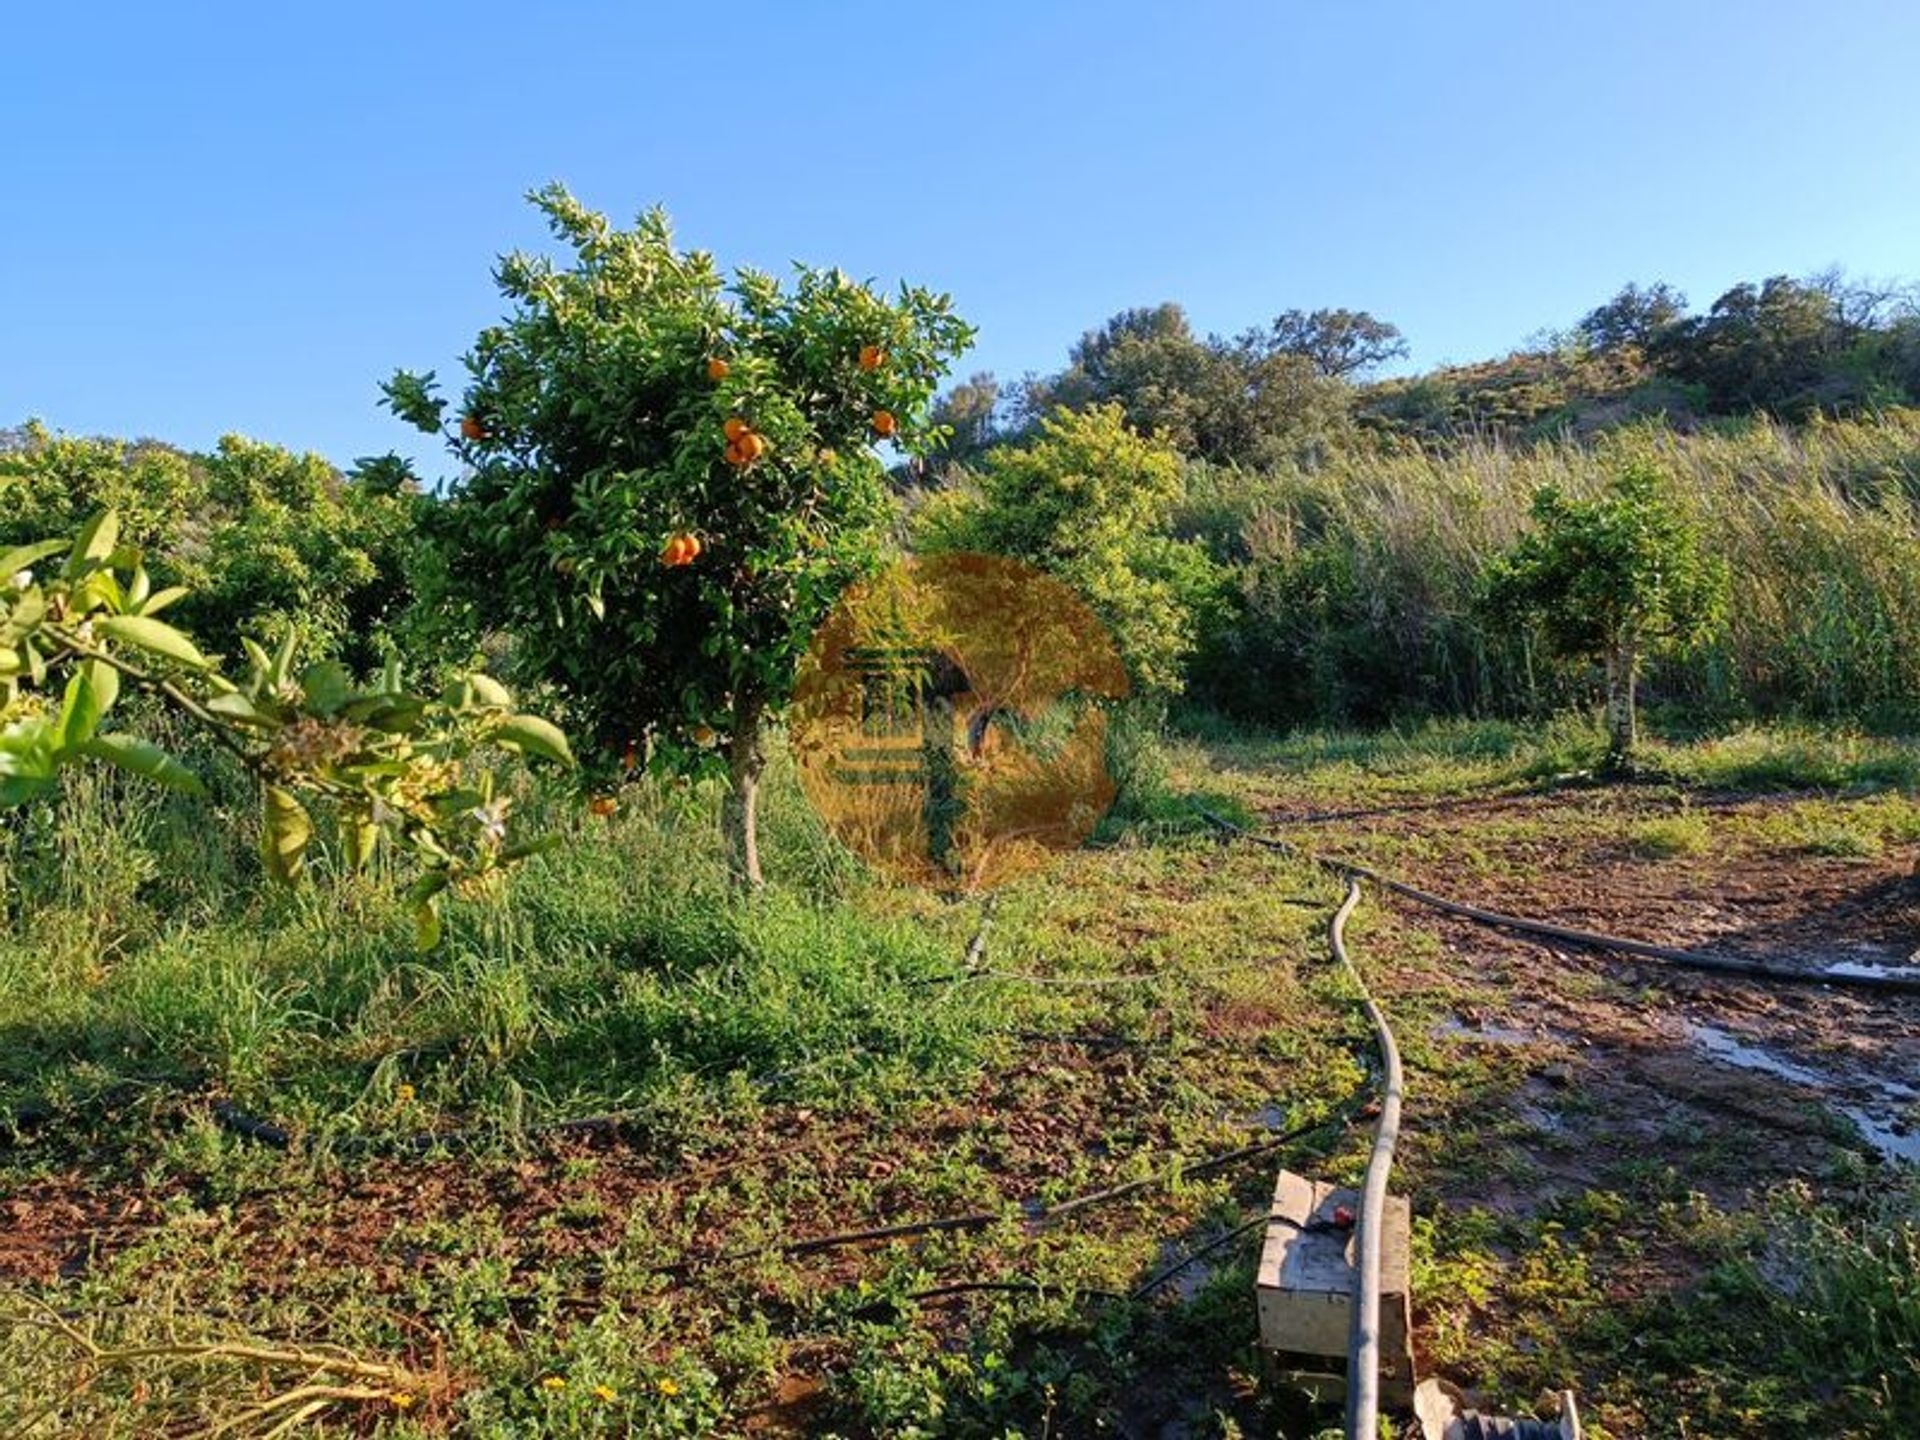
[1,510,572,945]
[383,185,972,887]
[913,404,1226,698]
[1482,459,1726,771]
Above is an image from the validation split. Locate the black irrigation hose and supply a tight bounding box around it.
[652,1099,1363,1279]
[1201,808,1920,995]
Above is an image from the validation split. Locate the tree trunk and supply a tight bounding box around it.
[724,690,767,891]
[1603,637,1638,773]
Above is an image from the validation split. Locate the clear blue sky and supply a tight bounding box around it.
[6,1,1919,472]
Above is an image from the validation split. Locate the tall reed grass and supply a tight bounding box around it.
[1185,410,1920,728]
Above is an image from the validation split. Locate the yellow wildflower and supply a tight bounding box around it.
[390,1392,415,1410]
[593,1384,617,1402]
[656,1378,681,1396]
[540,1375,567,1391]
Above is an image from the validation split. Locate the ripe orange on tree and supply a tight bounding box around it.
[872,409,897,437]
[724,417,749,442]
[707,357,730,381]
[460,414,488,441]
[858,344,885,371]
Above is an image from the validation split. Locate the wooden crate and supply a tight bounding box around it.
[1255,1169,1415,1407]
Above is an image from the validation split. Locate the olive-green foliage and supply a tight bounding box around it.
[0,424,418,670]
[1188,412,1920,728]
[1017,304,1359,468]
[915,405,1229,697]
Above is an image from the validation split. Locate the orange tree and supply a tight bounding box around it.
[383,185,972,886]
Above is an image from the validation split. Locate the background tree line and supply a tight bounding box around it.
[10,264,1920,758]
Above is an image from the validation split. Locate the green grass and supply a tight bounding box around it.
[3,715,1918,1437]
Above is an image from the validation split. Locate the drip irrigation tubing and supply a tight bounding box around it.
[1201,807,1920,995]
[649,1098,1363,1279]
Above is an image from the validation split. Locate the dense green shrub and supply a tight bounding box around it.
[0,424,419,669]
[915,405,1229,699]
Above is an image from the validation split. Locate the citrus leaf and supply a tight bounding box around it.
[494,714,574,766]
[57,660,119,752]
[64,511,120,575]
[468,673,513,708]
[95,616,212,670]
[0,539,68,582]
[81,733,206,796]
[207,691,270,726]
[137,585,191,617]
[260,785,312,885]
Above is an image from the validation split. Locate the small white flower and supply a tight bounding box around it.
[8,569,31,592]
[467,797,510,846]
[73,619,96,645]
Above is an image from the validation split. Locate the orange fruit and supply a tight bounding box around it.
[589,795,618,818]
[460,414,487,441]
[724,417,749,442]
[684,534,703,560]
[872,409,897,437]
[725,441,747,467]
[707,357,730,381]
[740,432,767,461]
[859,344,884,371]
[661,537,686,566]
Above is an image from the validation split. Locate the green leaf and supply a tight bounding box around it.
[0,539,69,582]
[260,785,312,885]
[299,661,353,716]
[498,833,562,864]
[405,872,451,950]
[270,628,299,688]
[64,510,121,576]
[468,672,513,708]
[207,691,270,726]
[341,808,381,873]
[494,714,574,766]
[57,660,120,752]
[341,693,425,733]
[0,715,58,802]
[413,895,443,950]
[81,733,206,795]
[1,589,45,645]
[95,615,212,670]
[137,585,191,617]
